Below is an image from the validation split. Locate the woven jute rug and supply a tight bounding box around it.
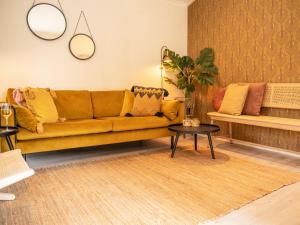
[1,148,299,225]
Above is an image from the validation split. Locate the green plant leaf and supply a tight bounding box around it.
[163,48,219,94]
[177,76,188,90]
[164,77,177,87]
[195,48,214,66]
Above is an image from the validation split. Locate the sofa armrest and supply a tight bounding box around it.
[177,102,184,123]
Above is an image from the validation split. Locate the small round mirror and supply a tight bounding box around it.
[27,3,67,40]
[69,34,96,60]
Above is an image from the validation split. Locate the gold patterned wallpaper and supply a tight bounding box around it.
[188,0,300,151]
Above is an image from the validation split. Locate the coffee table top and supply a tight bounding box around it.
[0,127,19,137]
[168,124,220,134]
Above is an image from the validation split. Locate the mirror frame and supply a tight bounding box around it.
[26,3,67,41]
[69,33,96,60]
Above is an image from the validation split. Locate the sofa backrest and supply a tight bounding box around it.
[55,90,93,119]
[91,90,124,118]
[6,89,126,120]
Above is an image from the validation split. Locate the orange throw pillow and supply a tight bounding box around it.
[212,87,226,111]
[242,83,267,116]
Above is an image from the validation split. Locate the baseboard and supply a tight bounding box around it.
[188,133,300,158]
[214,136,300,158]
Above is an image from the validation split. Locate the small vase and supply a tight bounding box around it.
[176,97,195,119]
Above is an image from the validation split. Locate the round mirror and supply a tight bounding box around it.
[27,3,67,40]
[69,34,96,60]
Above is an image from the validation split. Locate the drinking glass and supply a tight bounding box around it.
[1,103,12,130]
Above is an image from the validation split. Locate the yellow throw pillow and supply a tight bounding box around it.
[24,88,59,123]
[161,100,180,120]
[13,105,38,132]
[131,92,163,116]
[218,84,249,115]
[120,90,134,116]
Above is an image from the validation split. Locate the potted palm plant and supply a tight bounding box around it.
[163,48,219,118]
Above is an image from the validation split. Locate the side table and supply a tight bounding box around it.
[0,127,19,151]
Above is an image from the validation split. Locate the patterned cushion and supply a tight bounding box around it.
[131,86,167,96]
[131,92,163,116]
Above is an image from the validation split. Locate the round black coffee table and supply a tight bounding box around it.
[0,127,18,151]
[168,124,220,159]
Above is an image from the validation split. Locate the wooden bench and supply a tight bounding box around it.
[207,83,300,144]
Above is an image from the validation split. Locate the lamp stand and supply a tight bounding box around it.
[160,45,169,89]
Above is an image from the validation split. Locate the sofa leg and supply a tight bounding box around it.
[138,140,144,147]
[229,122,233,144]
[0,193,15,201]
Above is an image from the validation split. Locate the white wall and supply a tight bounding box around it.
[0,0,187,100]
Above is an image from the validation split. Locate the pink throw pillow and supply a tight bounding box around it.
[242,82,267,116]
[212,88,226,111]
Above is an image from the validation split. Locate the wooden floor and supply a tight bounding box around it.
[203,181,300,225]
[0,137,299,225]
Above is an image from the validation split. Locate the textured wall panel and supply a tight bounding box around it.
[188,0,300,151]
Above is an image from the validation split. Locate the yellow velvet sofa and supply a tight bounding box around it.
[1,89,183,154]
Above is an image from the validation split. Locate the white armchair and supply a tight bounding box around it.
[0,149,34,201]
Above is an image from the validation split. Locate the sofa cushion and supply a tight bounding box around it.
[17,119,112,141]
[91,91,125,117]
[99,116,178,132]
[55,90,93,119]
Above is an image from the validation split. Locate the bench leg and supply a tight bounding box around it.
[229,122,233,144]
[0,193,15,201]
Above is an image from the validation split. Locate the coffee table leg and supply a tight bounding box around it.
[194,134,197,151]
[207,133,215,159]
[5,136,14,150]
[170,136,174,149]
[171,132,180,158]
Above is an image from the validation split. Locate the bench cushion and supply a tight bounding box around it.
[207,112,300,132]
[17,119,112,141]
[218,84,249,115]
